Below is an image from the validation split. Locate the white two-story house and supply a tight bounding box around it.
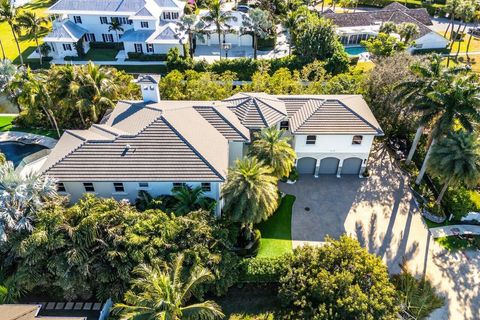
[44,0,186,59]
[40,76,382,213]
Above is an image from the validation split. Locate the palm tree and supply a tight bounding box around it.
[0,59,17,90]
[0,0,23,65]
[249,126,296,178]
[176,14,198,58]
[222,157,278,237]
[444,0,463,40]
[201,0,236,59]
[0,161,57,242]
[17,11,49,65]
[108,20,124,42]
[412,73,480,185]
[113,255,224,320]
[379,21,397,34]
[428,131,480,204]
[454,0,475,59]
[397,22,419,44]
[241,8,273,60]
[172,185,215,215]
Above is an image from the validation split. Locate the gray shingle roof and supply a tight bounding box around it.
[194,105,250,142]
[134,6,154,16]
[222,93,287,130]
[48,0,146,13]
[277,95,383,135]
[44,20,88,42]
[154,0,179,8]
[155,25,179,40]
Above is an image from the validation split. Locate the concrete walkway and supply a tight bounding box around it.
[430,225,480,238]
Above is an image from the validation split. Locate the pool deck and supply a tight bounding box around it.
[0,131,57,149]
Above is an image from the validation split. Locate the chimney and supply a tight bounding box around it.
[135,74,161,103]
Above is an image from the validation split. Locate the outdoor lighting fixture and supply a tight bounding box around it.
[222,43,231,58]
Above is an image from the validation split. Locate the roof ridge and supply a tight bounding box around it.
[253,99,270,128]
[160,116,225,181]
[336,99,383,134]
[42,131,88,172]
[194,105,249,142]
[257,97,287,116]
[291,99,325,133]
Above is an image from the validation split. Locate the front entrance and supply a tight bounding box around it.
[297,157,316,175]
[319,157,340,175]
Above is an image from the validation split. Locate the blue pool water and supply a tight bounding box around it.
[344,46,368,56]
[0,142,47,167]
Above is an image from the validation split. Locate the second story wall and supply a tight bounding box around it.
[66,14,135,42]
[294,134,374,155]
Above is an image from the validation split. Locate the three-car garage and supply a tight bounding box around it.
[296,156,363,176]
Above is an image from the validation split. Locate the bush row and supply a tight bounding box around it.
[89,41,124,50]
[127,52,168,61]
[238,255,290,283]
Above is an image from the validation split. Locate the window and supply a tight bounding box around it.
[56,182,66,192]
[172,182,186,191]
[279,121,289,131]
[163,12,179,20]
[113,182,125,192]
[128,19,133,25]
[62,43,72,51]
[172,12,179,19]
[100,16,108,24]
[146,43,154,53]
[85,33,96,42]
[134,43,143,53]
[163,12,171,19]
[306,135,316,145]
[140,21,149,28]
[201,183,211,192]
[73,16,82,24]
[102,34,114,42]
[352,135,363,145]
[138,182,149,188]
[83,182,95,192]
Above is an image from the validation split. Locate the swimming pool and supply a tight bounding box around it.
[0,141,48,167]
[344,46,368,56]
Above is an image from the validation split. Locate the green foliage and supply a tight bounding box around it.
[278,237,399,319]
[172,185,216,215]
[362,32,407,57]
[238,256,289,283]
[167,46,194,72]
[127,52,168,61]
[8,195,238,300]
[89,41,124,50]
[391,263,444,320]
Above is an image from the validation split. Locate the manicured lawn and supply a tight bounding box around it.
[446,31,480,54]
[0,0,52,63]
[256,195,295,258]
[436,235,480,251]
[0,115,58,138]
[65,48,120,61]
[0,115,16,131]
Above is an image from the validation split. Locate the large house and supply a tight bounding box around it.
[40,75,383,213]
[44,0,187,59]
[323,2,448,51]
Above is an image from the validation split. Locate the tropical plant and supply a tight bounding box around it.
[242,8,273,59]
[0,59,17,90]
[249,126,296,178]
[176,14,198,58]
[0,0,23,65]
[279,237,399,319]
[444,0,464,40]
[172,185,215,215]
[114,255,224,320]
[222,157,279,238]
[0,161,57,242]
[108,19,124,42]
[361,32,407,57]
[453,0,476,59]
[428,131,480,204]
[201,0,236,59]
[17,11,49,65]
[379,21,397,34]
[397,22,419,44]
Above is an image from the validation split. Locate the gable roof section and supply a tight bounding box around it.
[133,6,154,17]
[148,23,184,43]
[44,20,88,42]
[194,105,250,142]
[278,95,383,135]
[222,93,287,129]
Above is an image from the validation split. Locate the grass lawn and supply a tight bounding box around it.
[65,48,120,61]
[446,31,480,54]
[0,115,58,138]
[0,0,52,63]
[256,195,295,258]
[436,235,480,251]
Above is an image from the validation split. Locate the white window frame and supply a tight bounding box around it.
[146,43,154,53]
[100,16,108,24]
[62,43,72,51]
[85,33,96,42]
[102,34,114,42]
[134,43,143,53]
[140,21,149,28]
[73,16,82,24]
[172,182,186,191]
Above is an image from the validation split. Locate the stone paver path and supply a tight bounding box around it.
[430,225,480,238]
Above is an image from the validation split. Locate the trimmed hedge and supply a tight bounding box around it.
[238,255,290,283]
[127,52,168,61]
[411,47,450,55]
[90,42,124,50]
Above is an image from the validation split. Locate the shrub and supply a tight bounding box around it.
[234,229,262,257]
[89,42,124,50]
[210,58,260,81]
[238,255,290,283]
[127,52,168,61]
[443,187,480,221]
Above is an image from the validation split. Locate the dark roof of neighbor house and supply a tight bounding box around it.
[322,2,434,39]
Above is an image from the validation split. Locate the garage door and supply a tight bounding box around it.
[341,157,363,175]
[319,157,339,175]
[297,157,316,175]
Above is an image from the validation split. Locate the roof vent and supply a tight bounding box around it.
[125,144,131,150]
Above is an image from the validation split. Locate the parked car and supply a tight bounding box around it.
[236,5,251,13]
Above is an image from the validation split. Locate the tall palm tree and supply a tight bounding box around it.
[428,131,480,204]
[242,8,273,60]
[176,14,198,58]
[0,161,57,242]
[108,20,124,42]
[17,11,49,65]
[172,185,214,215]
[0,0,23,65]
[412,73,480,185]
[453,0,475,59]
[444,0,463,40]
[397,22,419,44]
[222,157,278,236]
[249,126,296,178]
[201,0,235,59]
[113,255,224,320]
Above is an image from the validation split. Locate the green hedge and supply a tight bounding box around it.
[238,255,290,283]
[89,42,124,50]
[127,52,168,61]
[411,47,450,55]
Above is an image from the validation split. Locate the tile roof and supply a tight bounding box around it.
[0,305,86,320]
[44,20,88,42]
[41,102,229,182]
[277,95,383,135]
[194,105,250,142]
[222,93,287,130]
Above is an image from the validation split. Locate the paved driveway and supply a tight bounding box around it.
[280,145,480,320]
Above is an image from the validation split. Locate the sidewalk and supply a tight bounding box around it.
[430,225,480,238]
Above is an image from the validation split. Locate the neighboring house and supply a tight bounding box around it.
[195,11,252,48]
[323,2,449,51]
[44,0,186,59]
[40,75,382,211]
[0,303,102,320]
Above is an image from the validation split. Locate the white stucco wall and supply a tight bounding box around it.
[48,40,89,58]
[124,41,182,55]
[228,141,245,168]
[132,19,157,31]
[412,32,449,50]
[60,181,221,204]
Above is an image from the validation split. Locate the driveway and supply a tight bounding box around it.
[280,144,480,320]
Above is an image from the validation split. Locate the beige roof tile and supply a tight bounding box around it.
[194,105,250,142]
